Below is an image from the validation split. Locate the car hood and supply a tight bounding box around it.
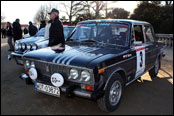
[23,45,125,68]
[17,36,45,44]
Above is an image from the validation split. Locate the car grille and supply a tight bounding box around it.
[34,60,70,81]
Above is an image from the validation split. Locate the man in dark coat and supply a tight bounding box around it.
[48,8,65,47]
[28,21,38,36]
[23,27,28,34]
[39,20,46,30]
[12,19,22,43]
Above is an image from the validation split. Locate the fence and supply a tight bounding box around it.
[155,34,173,47]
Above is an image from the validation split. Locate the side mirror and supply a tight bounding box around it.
[133,41,143,46]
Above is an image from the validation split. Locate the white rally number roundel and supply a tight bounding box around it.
[29,68,38,80]
[51,73,64,87]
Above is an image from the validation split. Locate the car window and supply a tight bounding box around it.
[70,23,130,46]
[144,25,154,42]
[133,25,144,43]
[64,27,74,39]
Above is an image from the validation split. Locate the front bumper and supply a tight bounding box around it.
[20,73,104,100]
[8,52,24,65]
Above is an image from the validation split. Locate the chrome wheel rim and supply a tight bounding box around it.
[109,80,122,106]
[155,59,159,74]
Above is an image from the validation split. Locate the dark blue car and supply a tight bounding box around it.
[19,19,164,112]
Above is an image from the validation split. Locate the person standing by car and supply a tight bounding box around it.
[28,21,38,36]
[39,20,46,30]
[23,27,28,34]
[6,22,14,51]
[2,27,7,39]
[48,8,65,47]
[12,19,22,43]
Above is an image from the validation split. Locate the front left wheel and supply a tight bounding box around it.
[97,73,124,112]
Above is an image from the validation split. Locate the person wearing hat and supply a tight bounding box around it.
[48,8,65,47]
[28,21,38,36]
[39,20,46,30]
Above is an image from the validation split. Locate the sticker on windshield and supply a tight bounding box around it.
[97,23,110,26]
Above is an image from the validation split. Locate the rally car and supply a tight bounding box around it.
[8,26,75,65]
[19,19,164,112]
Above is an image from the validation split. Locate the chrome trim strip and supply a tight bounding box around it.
[125,66,154,86]
[73,89,91,98]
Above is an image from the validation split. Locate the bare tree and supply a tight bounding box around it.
[33,2,58,24]
[60,16,68,22]
[102,1,118,18]
[80,1,93,19]
[90,1,105,19]
[61,1,85,24]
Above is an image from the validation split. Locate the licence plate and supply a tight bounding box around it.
[35,82,60,97]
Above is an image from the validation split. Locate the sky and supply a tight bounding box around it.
[1,1,139,24]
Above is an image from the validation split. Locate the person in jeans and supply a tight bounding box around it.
[6,22,14,51]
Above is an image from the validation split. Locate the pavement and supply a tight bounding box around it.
[1,38,173,115]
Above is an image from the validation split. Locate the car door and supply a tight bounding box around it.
[144,24,157,70]
[132,24,147,78]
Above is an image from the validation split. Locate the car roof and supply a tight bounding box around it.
[79,19,150,25]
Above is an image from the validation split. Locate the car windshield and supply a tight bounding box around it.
[70,22,130,46]
[64,26,74,39]
[35,28,45,37]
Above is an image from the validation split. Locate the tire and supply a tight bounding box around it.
[149,57,160,78]
[25,78,34,85]
[97,73,124,112]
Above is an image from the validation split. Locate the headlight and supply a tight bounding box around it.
[15,43,19,50]
[22,43,26,50]
[81,71,91,82]
[69,69,79,80]
[18,44,22,50]
[31,44,38,50]
[26,60,30,67]
[26,44,31,50]
[24,60,30,69]
[31,61,35,68]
